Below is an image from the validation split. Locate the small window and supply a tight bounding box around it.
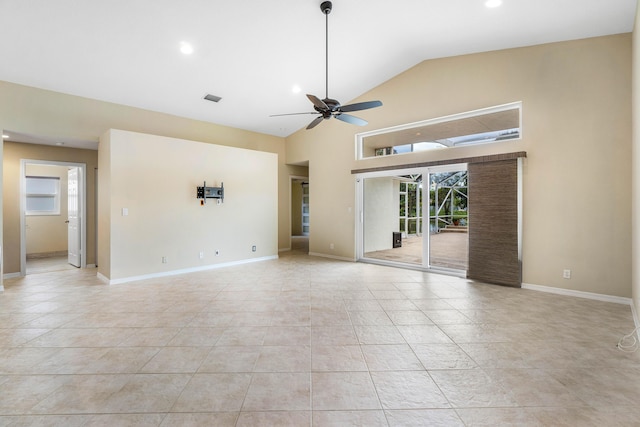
[26,176,60,215]
[357,102,521,159]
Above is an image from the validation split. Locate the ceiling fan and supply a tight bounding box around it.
[271,1,383,130]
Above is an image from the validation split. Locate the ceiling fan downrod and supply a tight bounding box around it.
[321,1,332,100]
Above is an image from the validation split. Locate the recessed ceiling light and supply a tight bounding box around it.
[180,42,194,55]
[292,85,302,94]
[485,0,502,7]
[55,142,65,146]
[2,134,8,139]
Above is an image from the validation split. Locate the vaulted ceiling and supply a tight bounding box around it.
[0,0,636,138]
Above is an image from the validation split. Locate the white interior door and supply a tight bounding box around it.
[67,167,81,267]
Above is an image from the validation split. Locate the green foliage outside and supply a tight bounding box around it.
[399,172,468,234]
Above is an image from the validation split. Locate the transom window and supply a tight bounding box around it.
[357,102,521,159]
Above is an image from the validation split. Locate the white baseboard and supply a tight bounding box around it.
[96,272,110,284]
[522,282,632,305]
[279,247,291,252]
[308,252,355,262]
[100,255,279,285]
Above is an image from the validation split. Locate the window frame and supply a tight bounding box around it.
[355,102,522,160]
[25,175,61,216]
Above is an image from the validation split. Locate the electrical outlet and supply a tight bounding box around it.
[199,251,204,259]
[330,243,334,250]
[563,269,571,279]
[252,245,257,252]
[162,256,167,264]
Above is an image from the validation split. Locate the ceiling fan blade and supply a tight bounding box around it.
[307,94,329,111]
[335,113,367,126]
[269,112,317,117]
[306,116,325,129]
[339,100,383,113]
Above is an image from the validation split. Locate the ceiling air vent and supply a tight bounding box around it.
[204,94,222,103]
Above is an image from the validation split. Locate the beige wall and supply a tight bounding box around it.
[0,127,3,287]
[287,34,632,297]
[98,129,278,282]
[0,80,298,257]
[3,142,98,273]
[97,133,111,277]
[25,164,69,256]
[633,5,640,316]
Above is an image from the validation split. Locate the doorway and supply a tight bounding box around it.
[290,176,309,253]
[357,164,468,275]
[20,159,87,276]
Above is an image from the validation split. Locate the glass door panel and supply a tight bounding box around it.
[428,168,468,270]
[362,175,422,265]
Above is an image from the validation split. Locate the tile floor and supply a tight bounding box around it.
[1,249,639,426]
[26,255,77,275]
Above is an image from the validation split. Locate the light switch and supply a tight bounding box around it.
[122,208,128,216]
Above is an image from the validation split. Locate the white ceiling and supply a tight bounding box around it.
[0,0,636,140]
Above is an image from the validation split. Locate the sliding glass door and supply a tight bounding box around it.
[358,164,467,274]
